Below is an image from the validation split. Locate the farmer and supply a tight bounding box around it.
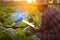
[32,0,60,40]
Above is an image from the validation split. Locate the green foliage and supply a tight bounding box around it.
[33,15,40,26]
[0,15,5,23]
[0,4,60,40]
[16,28,35,40]
[0,28,36,40]
[53,4,60,11]
[0,28,16,40]
[16,28,25,40]
[16,28,25,37]
[17,22,27,28]
[25,36,35,40]
[3,19,15,27]
[48,4,60,11]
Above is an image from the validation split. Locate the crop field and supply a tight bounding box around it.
[0,4,60,40]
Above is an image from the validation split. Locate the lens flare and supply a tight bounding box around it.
[11,11,27,22]
[27,0,32,3]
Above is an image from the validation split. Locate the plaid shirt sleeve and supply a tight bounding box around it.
[39,8,49,31]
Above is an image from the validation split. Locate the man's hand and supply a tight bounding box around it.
[32,27,40,32]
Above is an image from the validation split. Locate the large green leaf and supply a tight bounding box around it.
[16,28,25,40]
[0,28,16,40]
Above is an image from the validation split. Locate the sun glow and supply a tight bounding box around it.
[27,0,32,3]
[27,0,36,3]
[14,0,36,4]
[14,0,23,1]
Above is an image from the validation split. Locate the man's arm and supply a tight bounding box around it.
[32,7,60,32]
[32,11,48,32]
